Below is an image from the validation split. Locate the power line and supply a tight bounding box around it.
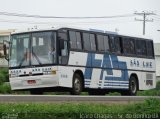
[0,11,135,19]
[154,15,160,19]
[134,11,155,35]
[0,19,55,25]
[0,18,134,25]
[152,16,160,20]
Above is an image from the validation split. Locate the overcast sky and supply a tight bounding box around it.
[0,0,160,42]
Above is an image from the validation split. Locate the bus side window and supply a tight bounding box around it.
[122,37,135,55]
[97,34,104,52]
[90,34,96,51]
[69,31,77,49]
[69,31,82,50]
[110,36,121,54]
[136,39,147,56]
[129,39,135,54]
[76,32,82,50]
[82,33,91,51]
[104,36,110,52]
[97,35,110,52]
[146,40,154,58]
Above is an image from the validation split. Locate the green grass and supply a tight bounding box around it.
[0,98,159,119]
[107,92,121,96]
[137,89,160,96]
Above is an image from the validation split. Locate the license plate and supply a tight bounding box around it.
[27,80,36,84]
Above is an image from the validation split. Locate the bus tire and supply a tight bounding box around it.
[122,76,138,96]
[70,73,83,95]
[129,76,138,95]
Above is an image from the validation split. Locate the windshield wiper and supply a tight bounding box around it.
[18,51,42,67]
[32,51,42,66]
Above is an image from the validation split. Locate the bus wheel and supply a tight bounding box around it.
[129,76,138,95]
[30,89,43,95]
[121,77,138,96]
[71,74,83,95]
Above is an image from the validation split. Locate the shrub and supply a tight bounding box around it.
[0,68,9,83]
[0,82,12,94]
[0,73,4,85]
[156,81,160,89]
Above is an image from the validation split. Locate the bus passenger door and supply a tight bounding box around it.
[58,30,69,65]
[59,40,68,65]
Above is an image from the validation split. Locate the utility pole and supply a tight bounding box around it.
[134,11,155,35]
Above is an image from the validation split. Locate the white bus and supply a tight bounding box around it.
[4,27,156,95]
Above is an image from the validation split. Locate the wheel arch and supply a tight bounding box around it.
[73,69,84,89]
[130,73,139,90]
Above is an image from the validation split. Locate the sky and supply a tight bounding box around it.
[0,0,160,42]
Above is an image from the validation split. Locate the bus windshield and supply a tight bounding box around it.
[9,31,56,67]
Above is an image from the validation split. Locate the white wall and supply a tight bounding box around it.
[154,43,160,77]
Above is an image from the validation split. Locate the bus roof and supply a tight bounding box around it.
[11,26,153,40]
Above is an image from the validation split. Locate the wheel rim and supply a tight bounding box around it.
[74,78,81,92]
[131,80,136,93]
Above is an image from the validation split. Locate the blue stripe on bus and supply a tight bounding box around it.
[92,54,102,67]
[84,53,92,79]
[110,55,119,69]
[103,86,128,89]
[84,68,92,79]
[119,62,127,69]
[85,84,90,86]
[85,80,91,82]
[85,85,89,88]
[98,86,129,89]
[103,84,129,87]
[85,81,90,84]
[103,84,128,86]
[104,76,113,80]
[103,82,129,84]
[84,53,129,89]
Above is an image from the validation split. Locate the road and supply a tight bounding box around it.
[0,95,159,103]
